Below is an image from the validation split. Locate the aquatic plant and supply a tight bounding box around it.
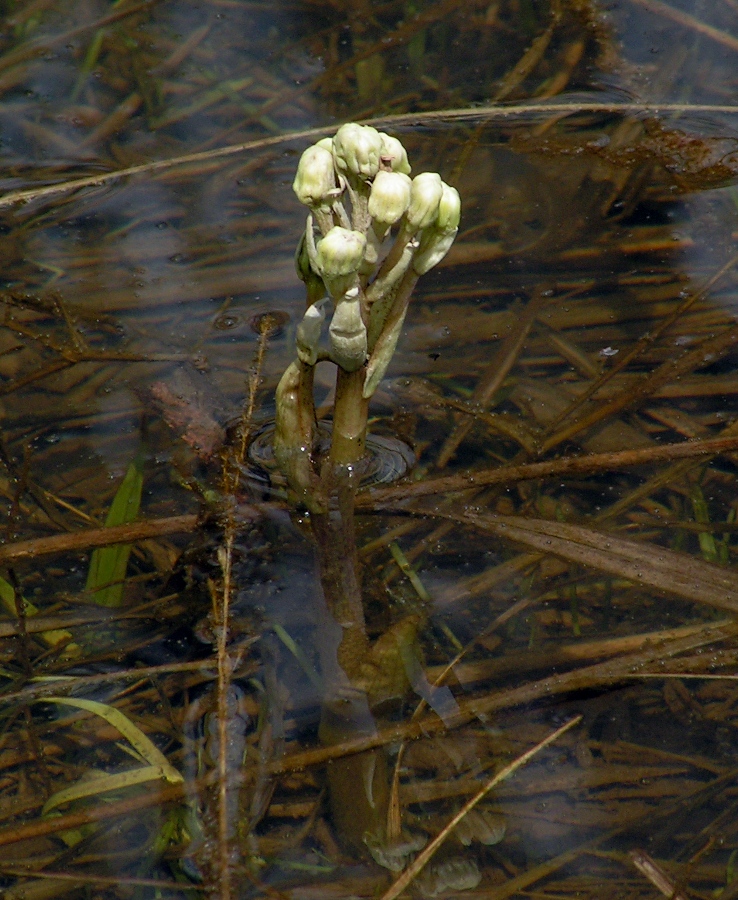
[275,123,460,502]
[273,123,459,853]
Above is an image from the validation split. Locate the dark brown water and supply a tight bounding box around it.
[1,1,738,898]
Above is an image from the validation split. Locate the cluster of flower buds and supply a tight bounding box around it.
[275,123,459,499]
[290,122,460,385]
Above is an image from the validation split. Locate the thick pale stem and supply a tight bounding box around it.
[330,367,369,468]
[347,176,372,235]
[372,220,413,286]
[313,206,334,236]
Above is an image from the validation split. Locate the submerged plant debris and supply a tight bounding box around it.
[1,1,738,899]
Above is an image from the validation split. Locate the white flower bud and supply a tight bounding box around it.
[406,172,443,231]
[368,170,412,228]
[412,183,461,274]
[316,226,366,277]
[293,145,336,208]
[315,226,367,298]
[315,137,333,152]
[332,123,382,180]
[379,133,411,174]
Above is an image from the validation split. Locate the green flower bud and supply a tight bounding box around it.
[412,183,461,275]
[332,123,382,180]
[316,226,367,298]
[368,170,412,228]
[293,144,336,207]
[379,133,411,174]
[315,137,334,152]
[316,226,366,277]
[406,172,443,231]
[437,183,461,232]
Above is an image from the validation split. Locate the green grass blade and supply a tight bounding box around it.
[85,459,143,607]
[0,575,78,654]
[43,696,181,782]
[42,765,175,816]
[690,483,719,563]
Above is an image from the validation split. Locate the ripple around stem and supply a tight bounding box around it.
[246,421,415,488]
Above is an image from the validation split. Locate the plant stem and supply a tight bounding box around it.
[330,367,368,468]
[311,498,369,681]
[319,696,389,853]
[311,468,383,853]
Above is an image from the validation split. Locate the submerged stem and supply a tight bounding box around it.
[311,497,369,680]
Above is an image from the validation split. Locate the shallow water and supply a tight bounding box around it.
[1,1,738,898]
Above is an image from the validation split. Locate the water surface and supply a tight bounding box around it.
[1,1,738,898]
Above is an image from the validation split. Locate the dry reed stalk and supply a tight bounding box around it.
[362,435,738,505]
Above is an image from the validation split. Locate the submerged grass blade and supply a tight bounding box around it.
[272,622,323,692]
[44,696,182,783]
[389,541,430,602]
[42,765,178,816]
[690,483,719,562]
[0,575,77,654]
[85,458,143,607]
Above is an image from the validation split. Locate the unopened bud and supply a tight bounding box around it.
[332,123,382,180]
[293,145,336,208]
[368,170,412,228]
[412,183,461,275]
[316,226,367,298]
[316,226,366,277]
[436,183,461,232]
[406,172,443,231]
[379,133,411,174]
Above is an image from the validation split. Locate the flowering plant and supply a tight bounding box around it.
[275,123,460,503]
